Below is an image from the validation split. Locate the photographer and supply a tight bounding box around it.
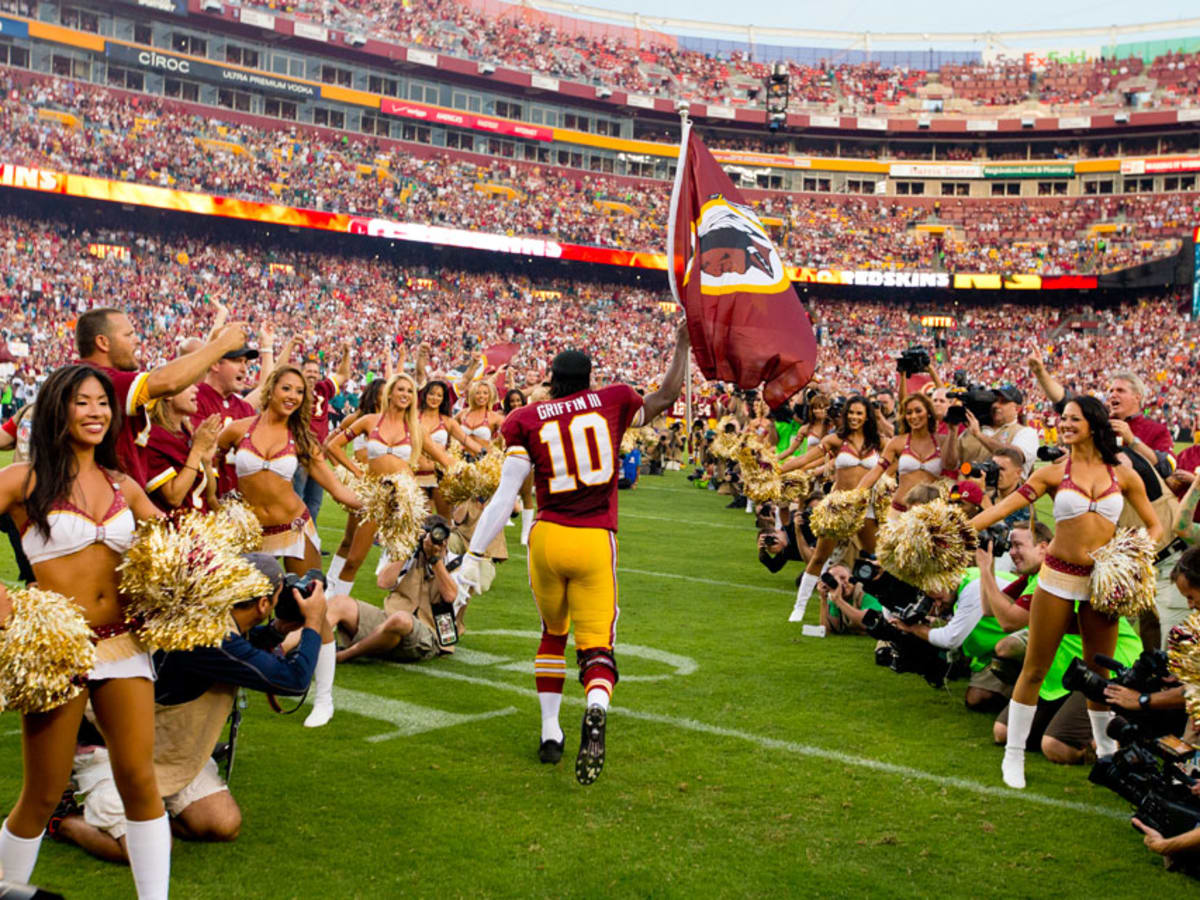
[1132,809,1200,874]
[964,522,1052,710]
[818,565,884,635]
[54,555,323,860]
[959,386,1037,476]
[327,515,460,663]
[757,505,809,573]
[978,447,1030,530]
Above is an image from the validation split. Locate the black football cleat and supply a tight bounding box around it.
[575,705,607,786]
[538,738,564,764]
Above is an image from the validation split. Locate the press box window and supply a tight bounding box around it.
[171,34,207,57]
[217,88,251,112]
[0,45,30,68]
[164,78,199,101]
[264,98,297,120]
[369,75,399,96]
[106,65,144,91]
[400,122,430,143]
[51,54,89,79]
[60,7,99,32]
[362,114,391,137]
[940,182,969,196]
[446,131,474,151]
[494,100,522,119]
[313,107,345,129]
[321,65,352,87]
[226,46,260,69]
[1037,181,1068,196]
[134,23,152,45]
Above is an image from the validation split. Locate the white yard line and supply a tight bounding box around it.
[394,665,1126,821]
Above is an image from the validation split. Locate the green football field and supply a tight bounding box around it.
[0,469,1186,897]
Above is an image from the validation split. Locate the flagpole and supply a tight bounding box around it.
[674,103,695,462]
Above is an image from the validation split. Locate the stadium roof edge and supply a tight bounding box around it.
[514,0,1200,47]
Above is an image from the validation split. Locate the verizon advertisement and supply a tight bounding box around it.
[380,99,553,142]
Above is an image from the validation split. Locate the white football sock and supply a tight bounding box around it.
[304,641,336,728]
[326,555,346,583]
[125,813,171,900]
[0,819,43,884]
[538,692,563,743]
[520,508,535,545]
[586,687,611,710]
[790,573,819,622]
[1088,708,1117,757]
[1002,700,1036,789]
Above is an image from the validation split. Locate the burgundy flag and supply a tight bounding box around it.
[667,122,818,407]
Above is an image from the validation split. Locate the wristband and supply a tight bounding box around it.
[1016,483,1038,503]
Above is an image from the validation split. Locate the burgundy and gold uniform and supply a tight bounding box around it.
[144,424,209,513]
[309,376,339,443]
[501,384,643,700]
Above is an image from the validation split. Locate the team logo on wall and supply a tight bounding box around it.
[685,195,788,295]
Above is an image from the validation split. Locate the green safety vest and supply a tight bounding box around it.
[1041,617,1142,702]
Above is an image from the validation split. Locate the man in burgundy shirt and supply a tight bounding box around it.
[190,341,264,496]
[293,347,352,525]
[74,307,251,486]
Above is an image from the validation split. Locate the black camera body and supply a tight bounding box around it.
[962,460,1001,490]
[1037,445,1066,462]
[896,592,936,626]
[861,608,959,688]
[276,568,327,622]
[978,521,1011,557]
[424,521,451,546]
[1061,649,1170,705]
[897,346,931,376]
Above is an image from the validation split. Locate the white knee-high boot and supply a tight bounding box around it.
[125,813,171,900]
[1002,700,1036,789]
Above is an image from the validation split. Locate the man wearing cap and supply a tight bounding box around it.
[188,330,276,496]
[53,555,324,859]
[459,323,690,785]
[959,385,1038,477]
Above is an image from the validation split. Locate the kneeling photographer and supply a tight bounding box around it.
[56,554,324,860]
[328,515,461,663]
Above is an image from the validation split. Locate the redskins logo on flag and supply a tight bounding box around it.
[685,196,789,295]
[668,122,817,408]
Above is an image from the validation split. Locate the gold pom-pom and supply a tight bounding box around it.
[870,473,897,522]
[709,418,743,459]
[1088,528,1157,619]
[735,441,780,503]
[440,448,505,506]
[780,468,816,503]
[0,587,96,713]
[877,499,977,595]
[215,494,263,552]
[1168,611,1200,719]
[619,429,637,456]
[354,471,431,558]
[119,512,271,651]
[810,488,869,541]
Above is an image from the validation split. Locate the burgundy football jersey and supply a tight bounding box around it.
[310,377,338,442]
[144,424,209,512]
[502,384,643,532]
[192,382,257,496]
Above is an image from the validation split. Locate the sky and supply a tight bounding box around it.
[562,0,1200,49]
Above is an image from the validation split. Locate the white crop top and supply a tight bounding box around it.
[234,418,299,481]
[834,441,879,471]
[896,435,942,477]
[21,477,136,565]
[1053,460,1123,525]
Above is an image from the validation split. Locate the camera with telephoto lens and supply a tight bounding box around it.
[1088,715,1200,845]
[961,460,1001,490]
[828,396,846,422]
[895,592,936,626]
[276,568,327,622]
[860,608,957,688]
[1037,445,1066,462]
[1061,649,1170,705]
[896,346,931,376]
[424,520,451,546]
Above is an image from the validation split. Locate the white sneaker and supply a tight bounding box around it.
[304,702,334,728]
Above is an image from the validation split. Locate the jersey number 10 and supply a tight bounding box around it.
[538,412,614,493]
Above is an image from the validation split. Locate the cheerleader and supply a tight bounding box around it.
[0,366,170,898]
[324,377,386,593]
[415,379,485,516]
[971,396,1162,788]
[784,396,883,622]
[858,393,958,522]
[217,365,361,729]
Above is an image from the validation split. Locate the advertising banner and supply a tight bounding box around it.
[105,42,317,98]
[983,164,1075,179]
[380,98,553,141]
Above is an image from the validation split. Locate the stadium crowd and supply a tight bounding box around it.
[2,70,1194,276]
[208,0,1200,112]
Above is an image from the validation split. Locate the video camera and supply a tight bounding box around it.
[944,384,997,427]
[1037,445,1066,462]
[896,346,931,377]
[849,554,920,611]
[1089,716,1200,840]
[275,568,326,622]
